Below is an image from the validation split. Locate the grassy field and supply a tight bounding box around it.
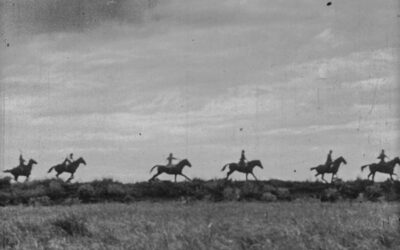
[0,201,399,250]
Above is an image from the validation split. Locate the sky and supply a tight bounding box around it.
[0,0,399,182]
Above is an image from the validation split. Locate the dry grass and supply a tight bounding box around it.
[0,201,399,249]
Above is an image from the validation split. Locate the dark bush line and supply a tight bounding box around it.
[0,177,399,206]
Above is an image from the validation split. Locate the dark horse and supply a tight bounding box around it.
[221,160,263,181]
[149,159,192,182]
[48,157,86,182]
[310,156,347,183]
[3,159,37,182]
[361,157,400,181]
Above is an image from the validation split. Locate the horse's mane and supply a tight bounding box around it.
[334,156,345,162]
[179,158,188,163]
[386,157,400,164]
[177,159,190,167]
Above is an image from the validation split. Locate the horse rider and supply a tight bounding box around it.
[377,149,388,164]
[63,153,74,166]
[239,150,247,168]
[325,150,333,169]
[166,153,177,167]
[18,153,26,168]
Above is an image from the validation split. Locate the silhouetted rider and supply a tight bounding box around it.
[166,153,177,167]
[18,154,25,168]
[377,149,388,164]
[239,150,247,168]
[325,150,333,168]
[63,153,74,166]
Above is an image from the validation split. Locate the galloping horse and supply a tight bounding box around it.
[48,157,86,182]
[310,156,347,183]
[221,160,263,181]
[3,159,37,182]
[149,159,192,182]
[361,157,400,181]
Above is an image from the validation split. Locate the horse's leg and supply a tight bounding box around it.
[331,174,334,183]
[251,172,258,181]
[25,175,29,182]
[174,175,177,183]
[226,170,233,180]
[56,172,61,178]
[372,172,375,182]
[180,173,191,181]
[149,172,161,181]
[245,173,248,181]
[67,173,74,183]
[321,174,327,183]
[14,175,18,182]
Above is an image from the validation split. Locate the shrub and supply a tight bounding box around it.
[260,192,277,202]
[223,187,241,201]
[273,188,291,201]
[28,196,51,206]
[320,188,340,202]
[52,213,91,237]
[78,184,95,202]
[16,185,47,203]
[47,180,66,199]
[61,197,82,206]
[106,183,127,199]
[261,184,276,193]
[365,184,384,201]
[0,177,11,189]
[0,191,11,206]
[203,180,225,201]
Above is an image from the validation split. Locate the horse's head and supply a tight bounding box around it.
[249,160,263,169]
[28,159,38,165]
[393,156,400,165]
[180,159,191,167]
[336,156,347,165]
[77,157,87,165]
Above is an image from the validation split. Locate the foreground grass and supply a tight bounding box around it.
[0,201,399,250]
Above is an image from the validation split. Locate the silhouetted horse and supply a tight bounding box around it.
[48,157,86,182]
[3,159,37,182]
[221,160,263,181]
[149,159,192,182]
[310,156,347,183]
[361,157,400,181]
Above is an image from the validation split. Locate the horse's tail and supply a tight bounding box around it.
[310,166,317,171]
[48,166,55,173]
[3,169,11,173]
[361,164,369,172]
[150,165,158,173]
[221,164,229,172]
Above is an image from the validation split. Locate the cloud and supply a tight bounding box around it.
[315,28,344,48]
[1,0,159,34]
